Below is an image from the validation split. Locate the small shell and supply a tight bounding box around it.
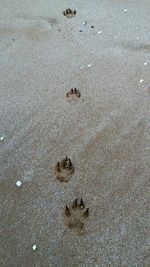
[82,21,87,26]
[16,181,22,187]
[32,245,37,251]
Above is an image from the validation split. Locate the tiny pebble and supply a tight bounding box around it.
[137,37,140,40]
[144,62,148,66]
[87,64,91,67]
[16,181,22,187]
[80,66,84,70]
[91,26,94,28]
[0,136,4,141]
[114,35,117,39]
[139,79,144,83]
[92,50,95,54]
[79,29,83,32]
[97,31,103,34]
[32,245,37,251]
[124,9,128,12]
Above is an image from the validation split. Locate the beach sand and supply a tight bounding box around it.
[0,0,150,266]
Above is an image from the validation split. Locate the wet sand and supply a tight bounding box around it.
[0,0,150,266]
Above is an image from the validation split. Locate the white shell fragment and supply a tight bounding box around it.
[124,9,128,12]
[97,31,103,34]
[87,64,91,67]
[0,136,4,141]
[137,37,140,40]
[144,62,148,66]
[139,79,144,83]
[16,180,22,187]
[82,21,87,26]
[32,245,37,251]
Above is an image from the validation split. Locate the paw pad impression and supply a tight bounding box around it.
[54,156,74,182]
[65,198,89,233]
[63,9,77,18]
[66,88,81,99]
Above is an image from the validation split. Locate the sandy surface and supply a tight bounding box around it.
[0,0,150,266]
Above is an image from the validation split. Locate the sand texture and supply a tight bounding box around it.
[0,0,150,266]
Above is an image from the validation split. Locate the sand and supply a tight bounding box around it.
[0,0,150,266]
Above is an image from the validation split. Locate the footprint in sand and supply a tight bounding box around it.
[63,9,77,18]
[54,156,74,182]
[66,88,81,99]
[64,198,89,234]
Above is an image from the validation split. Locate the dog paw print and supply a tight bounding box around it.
[64,198,89,234]
[63,9,77,18]
[54,156,74,182]
[66,88,81,99]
